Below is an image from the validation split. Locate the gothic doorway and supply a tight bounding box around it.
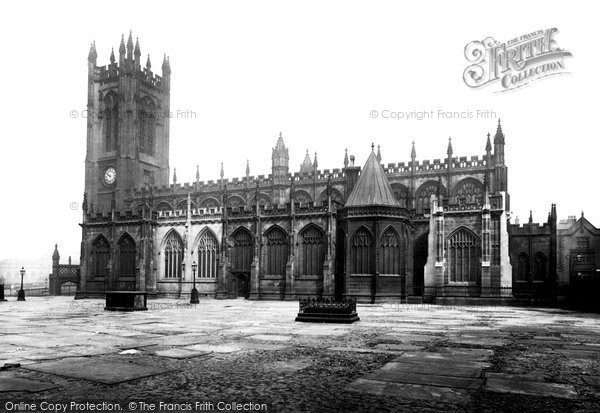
[413,233,429,296]
[231,272,250,299]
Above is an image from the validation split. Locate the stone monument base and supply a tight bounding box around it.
[104,291,148,311]
[295,297,360,324]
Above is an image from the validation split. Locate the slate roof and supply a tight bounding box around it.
[346,150,400,207]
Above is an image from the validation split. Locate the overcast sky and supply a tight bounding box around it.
[0,0,597,261]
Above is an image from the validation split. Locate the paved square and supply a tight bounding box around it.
[23,357,173,384]
[1,297,600,412]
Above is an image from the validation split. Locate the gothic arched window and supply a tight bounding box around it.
[164,231,183,278]
[230,227,253,272]
[198,230,219,278]
[380,227,404,275]
[264,226,289,276]
[391,184,409,208]
[138,99,156,156]
[91,235,110,277]
[452,178,484,205]
[139,111,147,154]
[117,234,136,277]
[447,228,480,283]
[518,253,529,281]
[103,94,119,152]
[534,252,547,281]
[415,181,445,214]
[200,198,220,210]
[147,114,155,156]
[104,109,112,151]
[298,225,326,276]
[227,196,245,209]
[293,191,312,204]
[352,227,374,275]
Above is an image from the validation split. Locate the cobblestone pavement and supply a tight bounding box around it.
[1,297,600,412]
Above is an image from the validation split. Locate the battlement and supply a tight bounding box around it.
[509,220,552,235]
[159,207,224,220]
[383,154,488,175]
[95,63,164,88]
[86,209,150,224]
[441,193,504,212]
[131,168,349,198]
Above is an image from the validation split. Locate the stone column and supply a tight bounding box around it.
[249,219,262,300]
[481,203,491,296]
[499,192,513,289]
[434,198,445,289]
[405,224,415,301]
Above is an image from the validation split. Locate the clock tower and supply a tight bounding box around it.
[84,32,171,213]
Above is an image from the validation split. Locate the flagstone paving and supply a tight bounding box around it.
[0,297,599,412]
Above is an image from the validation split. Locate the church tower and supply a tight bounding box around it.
[84,32,171,212]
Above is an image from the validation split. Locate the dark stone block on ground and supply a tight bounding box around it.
[104,291,147,311]
[295,297,360,323]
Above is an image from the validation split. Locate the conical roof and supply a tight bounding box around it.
[346,150,400,207]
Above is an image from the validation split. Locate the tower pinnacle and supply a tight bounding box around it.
[126,30,134,59]
[300,150,312,174]
[119,34,126,55]
[162,53,171,75]
[411,141,416,160]
[344,148,349,168]
[134,37,141,57]
[494,118,505,144]
[447,137,453,157]
[88,41,97,63]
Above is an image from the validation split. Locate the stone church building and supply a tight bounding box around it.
[77,34,514,303]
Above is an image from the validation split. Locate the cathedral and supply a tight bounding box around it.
[77,33,516,303]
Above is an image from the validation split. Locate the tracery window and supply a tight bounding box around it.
[447,228,480,282]
[415,181,445,214]
[230,227,253,272]
[352,227,375,274]
[391,184,409,208]
[138,99,156,156]
[534,252,547,281]
[298,225,325,276]
[264,226,289,276]
[91,236,110,277]
[453,179,484,205]
[517,253,529,281]
[103,94,119,152]
[117,234,136,277]
[198,231,219,278]
[380,227,405,275]
[164,231,183,278]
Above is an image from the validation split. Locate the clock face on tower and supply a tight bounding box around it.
[103,167,117,186]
